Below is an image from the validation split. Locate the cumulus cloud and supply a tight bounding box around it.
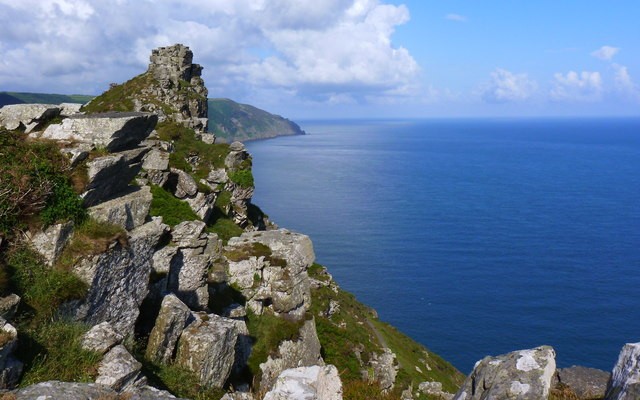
[612,64,640,100]
[0,0,419,105]
[481,68,538,103]
[445,13,467,22]
[591,46,619,61]
[550,71,603,101]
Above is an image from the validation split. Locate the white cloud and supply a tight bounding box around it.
[0,0,419,105]
[591,46,619,61]
[612,64,640,100]
[550,71,603,102]
[445,13,467,22]
[481,69,538,103]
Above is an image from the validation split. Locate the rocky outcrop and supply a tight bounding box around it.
[419,381,454,399]
[369,348,398,392]
[0,103,60,132]
[0,318,23,389]
[453,346,556,400]
[554,366,610,399]
[13,381,117,399]
[27,221,74,266]
[81,321,124,355]
[605,343,640,400]
[0,295,20,321]
[146,294,193,364]
[40,112,158,152]
[88,185,152,230]
[263,365,343,400]
[96,344,144,391]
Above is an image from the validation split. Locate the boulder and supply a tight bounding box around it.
[263,365,343,400]
[555,366,610,399]
[0,103,60,132]
[0,294,20,321]
[605,343,640,400]
[167,247,210,310]
[185,192,216,222]
[59,102,83,117]
[0,319,22,389]
[81,321,123,355]
[259,319,323,391]
[206,168,228,184]
[13,381,117,399]
[152,245,179,275]
[60,143,92,167]
[419,381,454,399]
[171,220,207,247]
[74,219,167,334]
[175,313,238,388]
[40,112,157,152]
[28,221,74,266]
[125,385,188,399]
[167,168,198,199]
[453,346,556,400]
[146,294,193,364]
[368,348,398,392]
[143,148,170,171]
[88,185,152,231]
[96,344,144,391]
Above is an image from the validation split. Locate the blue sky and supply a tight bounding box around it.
[0,0,638,118]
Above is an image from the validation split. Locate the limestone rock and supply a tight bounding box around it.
[74,219,167,334]
[368,348,398,392]
[40,112,157,152]
[263,365,343,400]
[259,319,323,391]
[453,346,556,400]
[175,313,238,388]
[555,366,610,400]
[0,319,22,389]
[171,220,207,247]
[605,342,640,400]
[28,221,74,266]
[143,148,170,171]
[59,102,83,117]
[81,321,123,355]
[96,345,143,391]
[220,393,254,400]
[0,103,60,132]
[13,381,117,399]
[146,294,193,364]
[0,294,20,321]
[88,185,152,230]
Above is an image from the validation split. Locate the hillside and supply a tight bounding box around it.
[0,91,93,107]
[209,98,304,142]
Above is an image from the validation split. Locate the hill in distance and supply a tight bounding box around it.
[0,91,93,107]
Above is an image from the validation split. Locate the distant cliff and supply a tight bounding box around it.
[0,92,93,107]
[209,98,304,142]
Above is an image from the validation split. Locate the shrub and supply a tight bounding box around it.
[149,185,200,227]
[207,217,243,244]
[39,175,86,227]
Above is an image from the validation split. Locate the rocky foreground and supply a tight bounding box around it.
[0,44,639,400]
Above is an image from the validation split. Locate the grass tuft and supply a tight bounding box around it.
[149,185,200,227]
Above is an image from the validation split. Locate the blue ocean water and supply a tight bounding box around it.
[245,118,640,373]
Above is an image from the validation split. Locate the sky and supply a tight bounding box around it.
[1,0,639,118]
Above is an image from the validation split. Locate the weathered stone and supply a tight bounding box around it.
[125,385,188,399]
[152,245,179,275]
[175,313,238,388]
[229,141,245,152]
[167,168,198,199]
[167,248,210,310]
[418,381,453,399]
[13,381,117,399]
[0,103,60,132]
[59,102,83,117]
[74,219,167,334]
[143,148,170,171]
[263,365,343,400]
[224,146,249,169]
[60,143,92,167]
[259,319,323,391]
[555,366,610,399]
[88,185,152,231]
[40,112,157,152]
[185,192,216,222]
[606,342,640,400]
[83,146,149,206]
[453,346,556,400]
[224,303,247,319]
[146,294,193,364]
[220,393,254,400]
[200,133,216,144]
[207,168,228,184]
[81,321,123,355]
[368,348,398,392]
[0,294,20,321]
[171,220,207,247]
[28,221,74,266]
[0,319,22,389]
[96,344,143,391]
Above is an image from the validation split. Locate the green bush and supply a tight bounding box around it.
[39,175,87,227]
[149,185,200,226]
[207,217,243,244]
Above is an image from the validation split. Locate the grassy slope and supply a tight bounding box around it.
[0,92,93,106]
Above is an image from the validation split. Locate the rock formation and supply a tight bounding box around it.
[605,342,640,400]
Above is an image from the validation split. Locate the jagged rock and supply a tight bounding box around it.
[83,146,150,206]
[605,342,640,400]
[60,143,92,167]
[13,381,117,399]
[419,381,453,399]
[226,229,314,320]
[0,294,20,321]
[59,102,83,117]
[167,247,210,309]
[143,148,170,171]
[171,220,207,247]
[453,346,556,400]
[207,168,228,184]
[125,385,188,399]
[81,321,123,355]
[175,313,238,388]
[74,218,167,334]
[554,366,610,399]
[152,245,179,275]
[224,303,247,319]
[220,393,254,400]
[224,143,249,169]
[28,221,74,266]
[368,348,398,392]
[167,168,198,199]
[40,112,157,152]
[0,103,60,132]
[95,345,144,391]
[185,191,217,222]
[259,319,323,391]
[0,318,22,389]
[263,365,343,400]
[88,185,152,230]
[146,294,192,364]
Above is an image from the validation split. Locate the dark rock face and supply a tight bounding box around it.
[555,366,610,399]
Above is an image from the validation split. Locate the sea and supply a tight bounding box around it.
[244,118,640,373]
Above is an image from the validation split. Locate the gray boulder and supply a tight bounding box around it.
[143,148,170,171]
[13,381,117,399]
[167,247,210,310]
[95,344,144,391]
[146,294,193,364]
[125,385,188,399]
[81,321,123,355]
[59,102,83,117]
[60,143,92,167]
[88,185,152,231]
[263,365,343,400]
[419,381,454,399]
[606,342,640,400]
[368,348,398,392]
[175,313,238,388]
[40,112,157,152]
[453,346,556,400]
[0,294,20,321]
[555,366,610,399]
[167,168,198,199]
[0,319,22,389]
[0,103,60,132]
[185,191,216,222]
[28,221,74,266]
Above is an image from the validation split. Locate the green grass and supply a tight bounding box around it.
[82,73,169,114]
[149,184,200,226]
[228,169,254,188]
[207,216,243,244]
[141,361,226,400]
[224,242,272,262]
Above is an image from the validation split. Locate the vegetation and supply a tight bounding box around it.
[224,242,272,262]
[207,217,243,244]
[229,169,254,188]
[149,184,200,226]
[81,73,167,114]
[140,360,226,400]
